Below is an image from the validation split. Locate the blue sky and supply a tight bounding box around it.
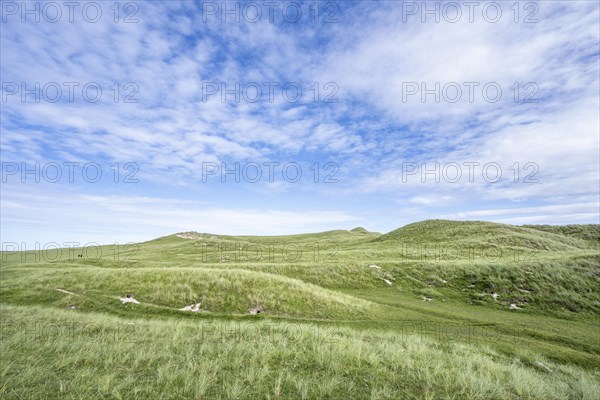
[1,1,599,246]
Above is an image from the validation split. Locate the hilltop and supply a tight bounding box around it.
[375,219,594,251]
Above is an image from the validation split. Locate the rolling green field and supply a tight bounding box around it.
[1,220,599,399]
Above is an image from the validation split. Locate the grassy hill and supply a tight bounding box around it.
[375,219,593,251]
[1,220,599,399]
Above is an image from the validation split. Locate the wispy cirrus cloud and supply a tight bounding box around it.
[1,1,598,245]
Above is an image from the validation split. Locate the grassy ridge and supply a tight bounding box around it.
[0,267,373,319]
[522,224,600,243]
[375,220,594,251]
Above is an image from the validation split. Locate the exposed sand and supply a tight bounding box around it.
[120,296,141,305]
[55,288,76,295]
[533,361,553,373]
[249,306,264,314]
[179,303,202,312]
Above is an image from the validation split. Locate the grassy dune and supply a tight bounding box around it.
[1,220,599,399]
[1,267,373,319]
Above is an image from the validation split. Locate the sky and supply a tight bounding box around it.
[1,0,599,247]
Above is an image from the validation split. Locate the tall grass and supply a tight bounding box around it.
[1,304,598,400]
[0,267,373,319]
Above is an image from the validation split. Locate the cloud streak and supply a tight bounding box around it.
[1,1,598,244]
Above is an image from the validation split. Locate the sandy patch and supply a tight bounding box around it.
[176,232,202,239]
[532,361,552,373]
[55,288,76,295]
[249,306,264,314]
[179,303,203,312]
[120,294,140,305]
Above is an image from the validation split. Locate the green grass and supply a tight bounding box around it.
[1,219,599,399]
[1,267,373,319]
[2,304,599,400]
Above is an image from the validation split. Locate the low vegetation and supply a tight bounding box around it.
[1,220,599,399]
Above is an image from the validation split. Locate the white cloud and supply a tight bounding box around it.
[1,185,362,246]
[1,1,598,243]
[442,202,599,225]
